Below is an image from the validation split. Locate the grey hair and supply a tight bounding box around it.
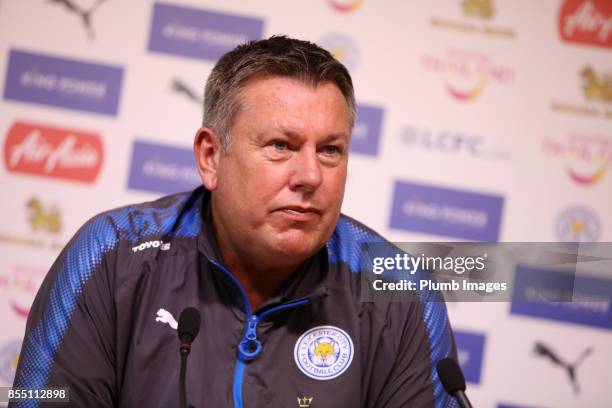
[202,35,356,153]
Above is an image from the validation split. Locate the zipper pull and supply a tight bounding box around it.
[238,315,262,361]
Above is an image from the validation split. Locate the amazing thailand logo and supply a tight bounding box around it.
[421,49,514,101]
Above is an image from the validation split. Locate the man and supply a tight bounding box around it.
[12,36,457,407]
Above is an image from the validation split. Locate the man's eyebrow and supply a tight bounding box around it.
[276,128,350,142]
[322,133,350,143]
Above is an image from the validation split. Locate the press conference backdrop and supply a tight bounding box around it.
[0,1,610,407]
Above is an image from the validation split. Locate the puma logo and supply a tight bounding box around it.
[170,78,203,105]
[48,0,109,40]
[155,308,177,330]
[534,341,593,394]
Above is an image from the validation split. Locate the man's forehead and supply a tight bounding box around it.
[237,76,351,124]
[240,75,343,100]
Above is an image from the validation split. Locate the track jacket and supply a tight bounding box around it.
[12,186,458,407]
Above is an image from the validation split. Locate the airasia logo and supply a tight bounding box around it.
[559,0,612,48]
[4,121,103,183]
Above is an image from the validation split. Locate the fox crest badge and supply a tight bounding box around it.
[294,325,353,381]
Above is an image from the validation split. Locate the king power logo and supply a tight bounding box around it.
[462,0,494,19]
[429,0,515,38]
[0,196,65,251]
[551,65,612,120]
[582,65,612,103]
[4,121,103,183]
[148,3,263,62]
[559,0,612,49]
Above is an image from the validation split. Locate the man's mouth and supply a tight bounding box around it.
[277,206,321,221]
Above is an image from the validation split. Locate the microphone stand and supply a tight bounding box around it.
[179,347,189,408]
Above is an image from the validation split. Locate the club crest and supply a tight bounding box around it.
[294,325,353,380]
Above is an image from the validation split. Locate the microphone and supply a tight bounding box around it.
[436,357,473,408]
[177,307,201,408]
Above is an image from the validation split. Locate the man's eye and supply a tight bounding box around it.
[322,145,341,155]
[273,141,288,150]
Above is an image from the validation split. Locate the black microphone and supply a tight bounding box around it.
[436,358,473,408]
[177,307,201,408]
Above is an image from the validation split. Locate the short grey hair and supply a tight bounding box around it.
[202,35,356,153]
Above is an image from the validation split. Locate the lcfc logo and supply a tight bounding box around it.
[294,325,353,380]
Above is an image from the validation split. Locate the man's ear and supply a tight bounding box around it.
[194,127,221,190]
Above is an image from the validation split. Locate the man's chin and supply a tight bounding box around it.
[267,235,324,262]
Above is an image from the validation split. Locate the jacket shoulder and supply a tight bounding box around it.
[326,214,388,273]
[46,188,203,299]
[93,188,203,244]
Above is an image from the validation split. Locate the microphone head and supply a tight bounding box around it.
[178,307,201,345]
[436,358,466,393]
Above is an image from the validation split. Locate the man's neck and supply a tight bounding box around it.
[224,259,296,312]
[208,198,305,311]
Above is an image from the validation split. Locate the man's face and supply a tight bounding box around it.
[208,76,350,269]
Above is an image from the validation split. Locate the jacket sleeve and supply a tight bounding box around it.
[10,215,119,408]
[372,299,459,408]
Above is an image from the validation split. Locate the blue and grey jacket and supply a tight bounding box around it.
[12,186,458,407]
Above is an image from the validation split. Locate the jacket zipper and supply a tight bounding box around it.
[208,259,310,408]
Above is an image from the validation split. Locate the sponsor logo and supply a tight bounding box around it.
[0,196,64,250]
[533,341,593,394]
[351,104,384,156]
[559,0,612,49]
[0,339,21,385]
[155,308,178,330]
[551,65,612,120]
[170,77,202,105]
[47,0,110,40]
[3,49,123,116]
[319,33,360,71]
[0,265,46,318]
[582,65,612,103]
[430,0,515,38]
[542,133,611,186]
[510,265,612,330]
[555,206,601,242]
[399,124,510,160]
[148,3,263,62]
[454,330,486,384]
[4,120,103,183]
[297,397,313,407]
[127,140,200,194]
[462,0,494,18]
[27,197,61,234]
[132,240,171,253]
[328,0,363,13]
[498,404,539,408]
[294,325,353,380]
[421,49,514,101]
[389,181,504,241]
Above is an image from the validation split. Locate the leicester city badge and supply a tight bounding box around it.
[294,325,354,380]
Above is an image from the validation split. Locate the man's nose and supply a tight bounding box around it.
[289,148,323,192]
